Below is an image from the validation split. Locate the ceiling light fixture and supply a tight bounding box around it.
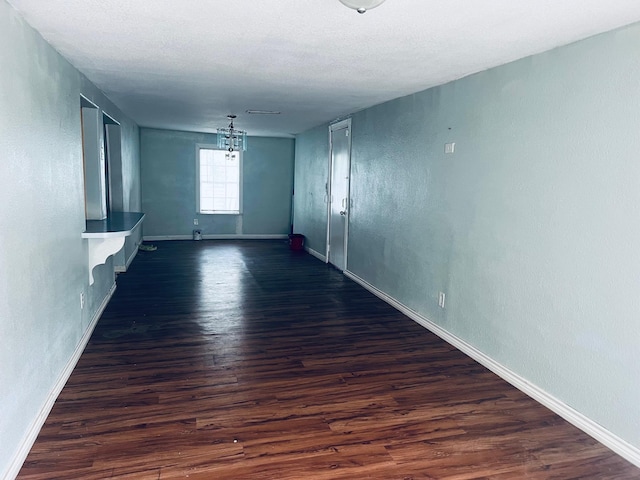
[338,0,386,14]
[246,109,281,115]
[217,115,247,152]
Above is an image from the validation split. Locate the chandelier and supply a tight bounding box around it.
[217,115,247,152]
[338,0,386,13]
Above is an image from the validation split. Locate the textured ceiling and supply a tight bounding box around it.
[7,0,640,137]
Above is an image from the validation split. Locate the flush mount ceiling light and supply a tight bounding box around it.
[217,115,247,152]
[246,109,281,115]
[338,0,386,13]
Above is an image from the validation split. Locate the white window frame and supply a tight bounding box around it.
[196,144,243,215]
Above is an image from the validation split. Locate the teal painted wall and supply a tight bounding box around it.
[0,2,141,477]
[293,124,330,256]
[141,128,295,238]
[295,24,640,451]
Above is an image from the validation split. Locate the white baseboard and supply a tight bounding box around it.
[305,246,327,263]
[143,235,191,241]
[143,234,289,241]
[114,247,137,274]
[4,283,117,480]
[116,227,143,273]
[124,239,140,269]
[344,270,640,468]
[203,234,288,240]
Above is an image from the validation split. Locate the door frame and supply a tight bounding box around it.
[325,118,352,270]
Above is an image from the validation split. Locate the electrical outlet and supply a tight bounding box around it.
[193,218,199,225]
[80,292,85,310]
[438,291,446,308]
[444,142,455,154]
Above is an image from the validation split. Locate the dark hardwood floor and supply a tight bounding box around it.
[18,240,640,479]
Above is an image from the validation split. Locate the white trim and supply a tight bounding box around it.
[143,234,289,241]
[325,126,332,262]
[124,239,139,269]
[327,118,352,270]
[144,235,192,241]
[196,145,243,215]
[4,283,117,480]
[305,246,327,263]
[79,93,98,109]
[344,269,640,468]
[114,239,140,273]
[202,234,287,240]
[101,110,120,126]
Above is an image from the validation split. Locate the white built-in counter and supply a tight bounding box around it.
[82,212,145,284]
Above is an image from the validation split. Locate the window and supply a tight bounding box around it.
[197,146,242,214]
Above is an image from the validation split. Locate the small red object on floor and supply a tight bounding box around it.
[288,234,304,251]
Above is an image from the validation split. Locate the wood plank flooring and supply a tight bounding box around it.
[18,240,640,479]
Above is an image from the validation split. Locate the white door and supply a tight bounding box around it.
[327,119,351,271]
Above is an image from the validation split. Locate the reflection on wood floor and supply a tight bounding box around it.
[18,240,640,479]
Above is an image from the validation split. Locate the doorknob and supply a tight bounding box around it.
[340,210,347,216]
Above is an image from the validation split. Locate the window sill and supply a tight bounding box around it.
[199,212,242,215]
